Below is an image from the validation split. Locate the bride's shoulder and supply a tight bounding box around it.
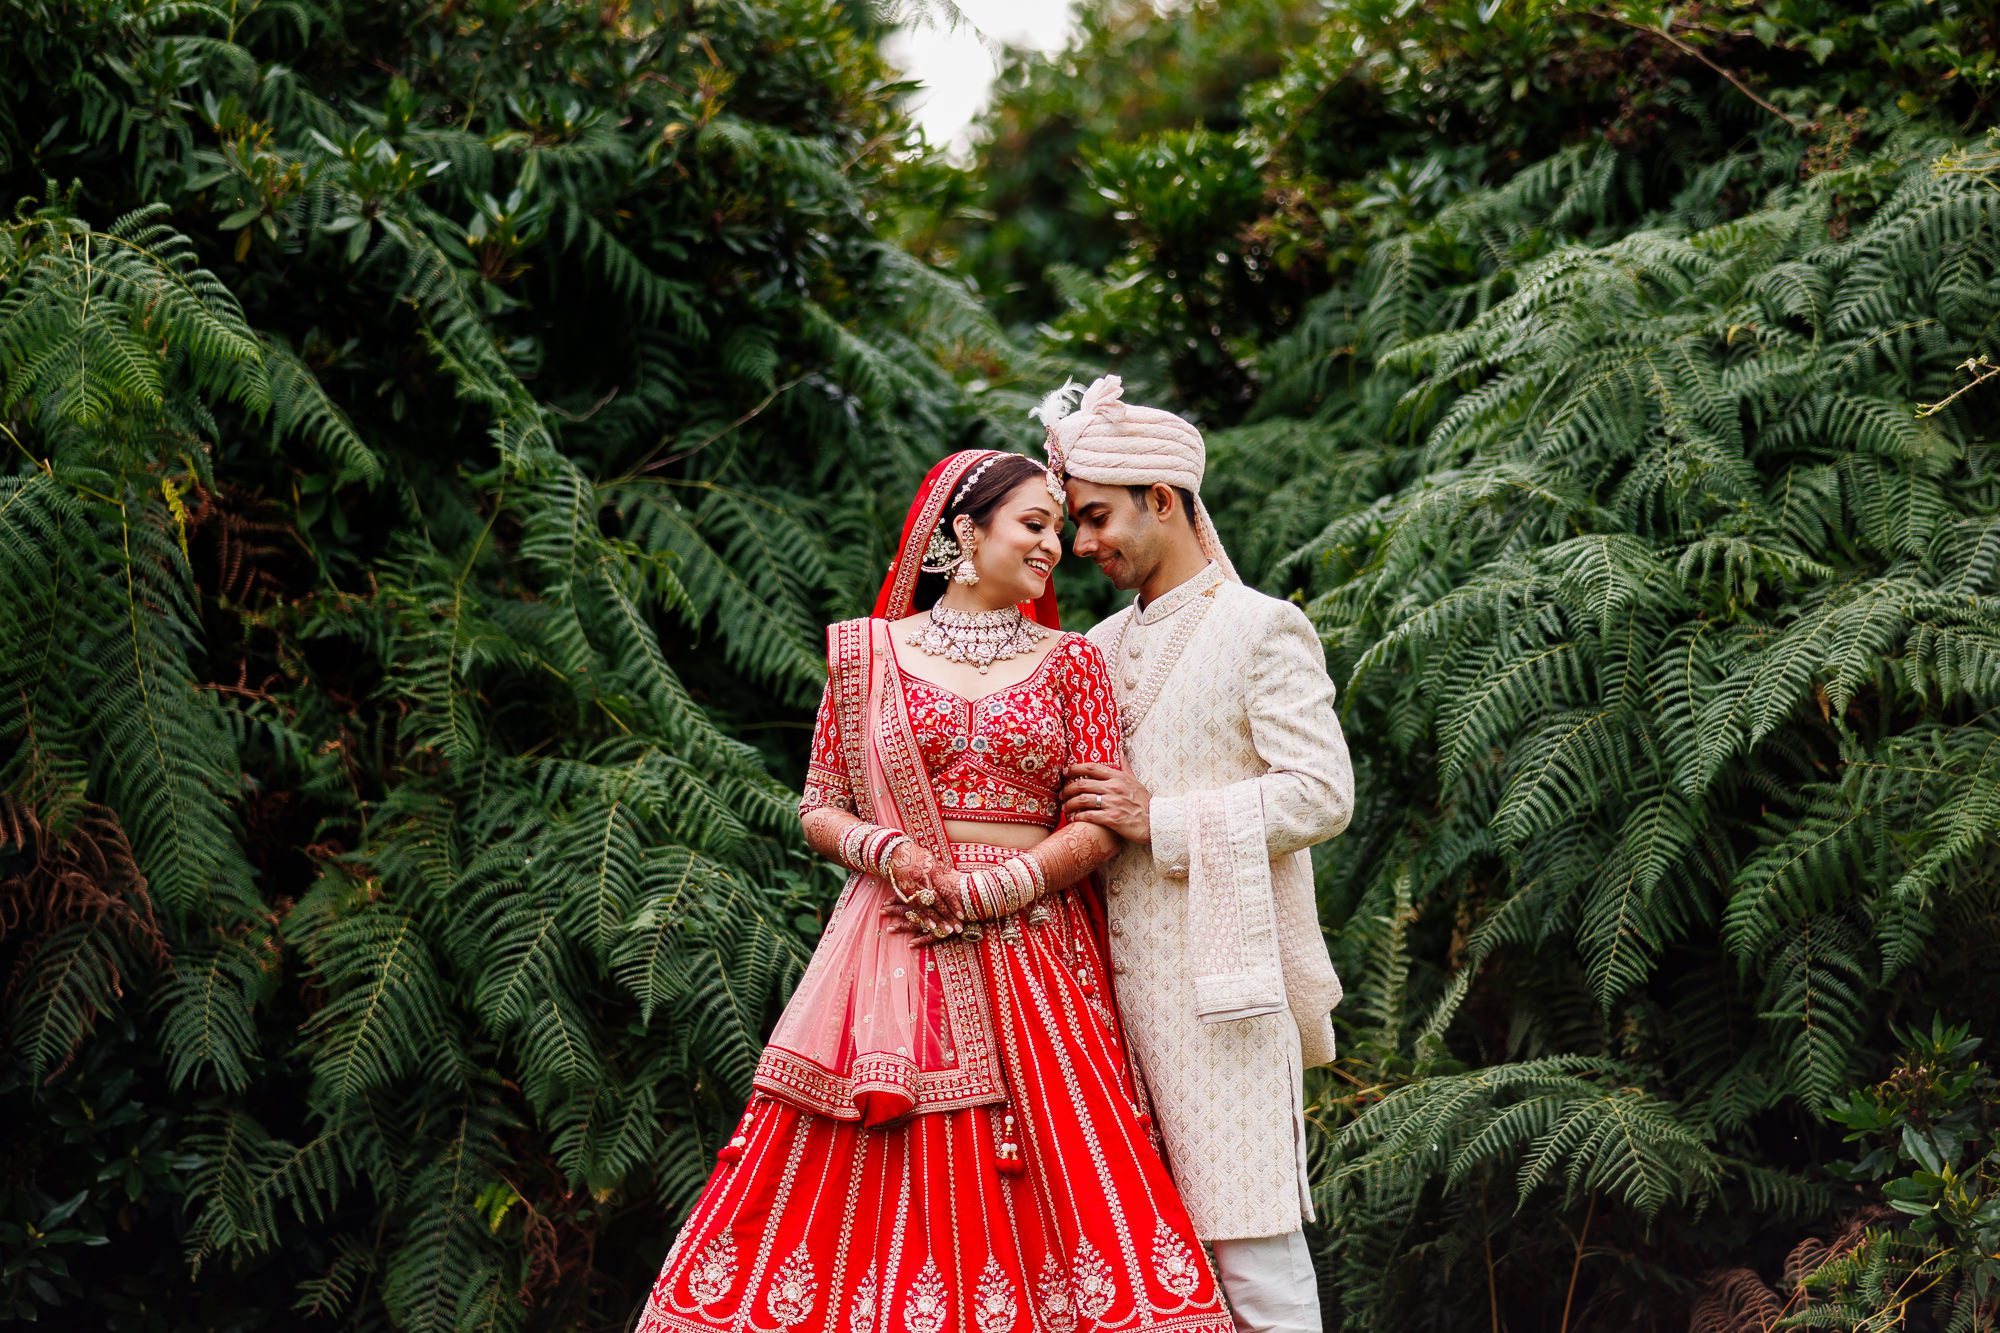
[1046,629,1110,674]
[821,616,893,666]
[827,614,907,634]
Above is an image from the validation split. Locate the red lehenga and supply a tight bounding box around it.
[635,452,1232,1333]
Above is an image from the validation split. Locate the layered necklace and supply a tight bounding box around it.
[906,603,1050,673]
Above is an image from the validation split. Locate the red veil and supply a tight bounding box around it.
[871,449,1061,627]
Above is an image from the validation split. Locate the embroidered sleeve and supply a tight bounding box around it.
[799,676,855,815]
[1058,636,1123,769]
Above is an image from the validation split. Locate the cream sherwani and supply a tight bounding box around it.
[1087,563,1353,1243]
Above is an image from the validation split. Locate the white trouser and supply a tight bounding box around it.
[1210,1230,1321,1333]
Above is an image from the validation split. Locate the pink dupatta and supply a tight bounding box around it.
[753,451,1063,1125]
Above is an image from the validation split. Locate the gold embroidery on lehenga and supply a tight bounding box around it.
[904,1258,949,1333]
[1009,933,1152,1307]
[1035,1263,1076,1333]
[1070,1241,1117,1321]
[849,1268,878,1333]
[686,1233,738,1309]
[973,1258,1019,1333]
[766,1245,817,1327]
[1151,1220,1202,1299]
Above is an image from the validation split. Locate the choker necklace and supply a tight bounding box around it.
[907,604,1050,673]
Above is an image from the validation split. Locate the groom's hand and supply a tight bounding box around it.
[1061,763,1151,843]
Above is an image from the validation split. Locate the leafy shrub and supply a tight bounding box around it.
[0,1,1037,1326]
[958,4,2000,1327]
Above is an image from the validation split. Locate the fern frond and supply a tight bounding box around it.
[259,336,382,486]
[294,880,460,1108]
[185,1113,350,1271]
[159,930,271,1092]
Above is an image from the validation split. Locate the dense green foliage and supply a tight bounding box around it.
[0,1,1038,1326]
[949,2,2000,1328]
[2,0,1998,1330]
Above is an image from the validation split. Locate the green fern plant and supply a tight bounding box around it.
[0,1,1043,1327]
[1268,122,2000,1329]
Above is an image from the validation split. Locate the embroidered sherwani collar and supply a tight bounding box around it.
[1135,561,1223,625]
[1113,564,1223,738]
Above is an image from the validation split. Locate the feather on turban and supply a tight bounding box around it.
[1035,374,1240,582]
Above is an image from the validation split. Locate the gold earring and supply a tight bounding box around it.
[951,520,980,584]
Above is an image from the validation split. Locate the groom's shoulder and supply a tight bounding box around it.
[1214,585,1325,663]
[1214,580,1298,626]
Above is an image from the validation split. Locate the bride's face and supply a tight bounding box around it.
[963,478,1063,604]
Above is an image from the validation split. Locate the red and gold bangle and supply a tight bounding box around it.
[990,857,1038,918]
[834,824,908,878]
[838,824,865,870]
[865,829,905,877]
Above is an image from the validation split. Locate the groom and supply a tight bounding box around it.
[1042,377,1354,1333]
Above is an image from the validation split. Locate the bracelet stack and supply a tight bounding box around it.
[838,824,908,879]
[964,854,1045,920]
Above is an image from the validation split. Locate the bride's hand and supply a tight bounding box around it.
[880,844,967,942]
[883,840,939,890]
[907,874,974,948]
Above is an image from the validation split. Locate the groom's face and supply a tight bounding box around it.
[1065,478,1162,592]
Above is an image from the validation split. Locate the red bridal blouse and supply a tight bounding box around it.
[800,633,1122,827]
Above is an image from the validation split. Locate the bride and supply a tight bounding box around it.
[635,449,1232,1333]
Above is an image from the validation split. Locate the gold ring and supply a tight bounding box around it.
[905,910,922,926]
[930,922,951,938]
[914,888,937,907]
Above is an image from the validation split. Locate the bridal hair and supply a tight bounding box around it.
[912,452,1052,611]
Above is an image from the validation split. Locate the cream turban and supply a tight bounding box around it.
[1035,374,1240,582]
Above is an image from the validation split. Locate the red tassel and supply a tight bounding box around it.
[996,1112,1025,1178]
[720,1104,752,1160]
[1136,1112,1153,1132]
